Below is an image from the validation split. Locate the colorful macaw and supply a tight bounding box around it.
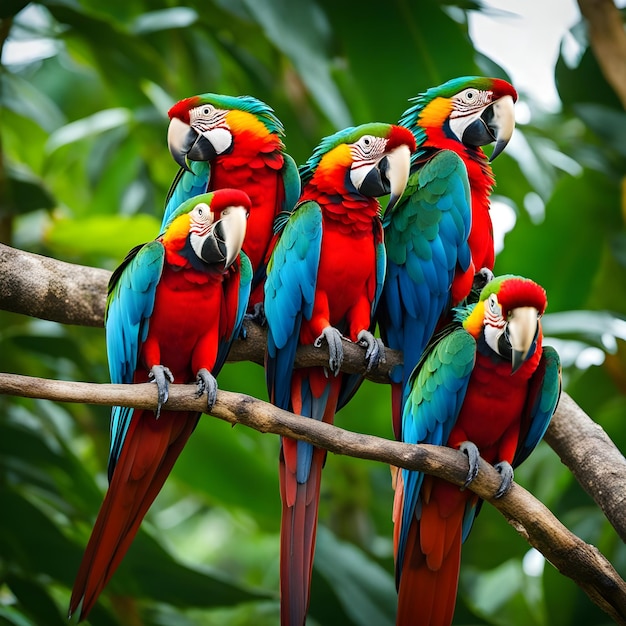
[393,274,561,626]
[265,123,416,625]
[69,189,252,621]
[166,93,300,313]
[376,76,518,438]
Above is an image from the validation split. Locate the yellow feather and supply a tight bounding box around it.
[419,97,453,128]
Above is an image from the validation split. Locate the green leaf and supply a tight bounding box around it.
[3,162,56,215]
[130,7,198,34]
[0,72,66,132]
[311,526,397,626]
[6,574,67,626]
[45,109,132,154]
[45,214,161,261]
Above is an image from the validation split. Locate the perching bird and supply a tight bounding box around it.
[69,189,252,621]
[377,76,518,438]
[166,93,300,314]
[393,274,561,626]
[265,122,415,625]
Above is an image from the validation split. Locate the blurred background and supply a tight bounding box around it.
[1,1,625,624]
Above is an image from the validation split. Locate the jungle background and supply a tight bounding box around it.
[1,0,626,624]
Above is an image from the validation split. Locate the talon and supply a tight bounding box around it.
[357,330,386,372]
[473,267,495,291]
[149,365,174,419]
[314,326,344,376]
[459,441,480,489]
[196,367,218,410]
[493,461,514,498]
[244,302,266,327]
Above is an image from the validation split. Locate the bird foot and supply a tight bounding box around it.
[196,368,218,410]
[493,461,514,498]
[357,330,386,372]
[314,326,344,376]
[459,441,480,489]
[149,365,174,419]
[473,267,494,291]
[244,302,266,327]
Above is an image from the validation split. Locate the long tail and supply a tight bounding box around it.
[279,441,325,626]
[393,474,466,626]
[69,409,200,621]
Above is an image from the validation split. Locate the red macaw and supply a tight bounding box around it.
[166,93,300,314]
[265,122,416,625]
[393,275,561,625]
[377,76,518,438]
[69,189,252,621]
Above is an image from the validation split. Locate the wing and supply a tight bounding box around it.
[105,240,165,477]
[215,251,253,374]
[513,345,562,468]
[265,201,323,411]
[396,327,476,572]
[378,150,472,390]
[162,161,210,230]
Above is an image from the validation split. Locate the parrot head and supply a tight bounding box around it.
[401,76,518,161]
[462,275,547,373]
[299,123,416,211]
[164,188,250,270]
[167,93,285,172]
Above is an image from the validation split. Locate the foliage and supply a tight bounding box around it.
[0,1,625,624]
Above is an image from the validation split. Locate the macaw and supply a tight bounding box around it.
[69,189,252,621]
[393,274,561,626]
[265,123,416,625]
[376,76,518,438]
[166,93,300,313]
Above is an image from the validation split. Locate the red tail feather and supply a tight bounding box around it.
[69,410,199,621]
[279,446,325,626]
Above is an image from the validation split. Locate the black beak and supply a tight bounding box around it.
[359,156,391,198]
[168,118,219,172]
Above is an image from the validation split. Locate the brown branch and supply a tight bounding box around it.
[544,393,626,543]
[0,243,109,326]
[2,243,626,541]
[578,0,626,109]
[0,372,625,623]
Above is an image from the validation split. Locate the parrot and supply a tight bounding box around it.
[376,76,518,438]
[264,122,416,625]
[69,188,252,621]
[166,93,301,314]
[392,274,561,626]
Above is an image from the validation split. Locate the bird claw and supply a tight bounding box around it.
[314,326,344,376]
[357,330,386,372]
[149,365,174,419]
[459,441,480,489]
[244,302,266,327]
[473,267,494,291]
[196,367,218,410]
[493,461,514,498]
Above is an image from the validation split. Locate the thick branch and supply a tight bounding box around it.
[578,0,626,109]
[0,372,625,623]
[2,243,626,540]
[544,393,626,543]
[0,243,109,326]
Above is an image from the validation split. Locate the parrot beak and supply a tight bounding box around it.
[461,94,515,161]
[355,144,411,210]
[383,143,411,212]
[486,95,516,161]
[168,117,229,172]
[507,306,540,374]
[201,205,248,269]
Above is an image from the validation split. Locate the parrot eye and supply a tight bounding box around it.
[487,294,501,316]
[192,202,212,222]
[358,135,374,153]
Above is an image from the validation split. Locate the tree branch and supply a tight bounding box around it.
[2,243,626,541]
[0,372,625,623]
[578,0,626,109]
